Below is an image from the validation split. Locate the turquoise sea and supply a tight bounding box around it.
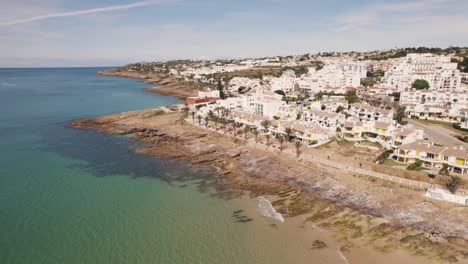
[0,68,344,264]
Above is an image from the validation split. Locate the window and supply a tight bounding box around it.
[427,153,435,159]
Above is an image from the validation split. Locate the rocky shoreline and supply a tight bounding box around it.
[97,70,196,99]
[72,109,468,263]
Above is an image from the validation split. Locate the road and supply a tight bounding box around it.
[406,119,468,147]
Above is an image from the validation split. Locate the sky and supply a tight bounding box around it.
[1,0,467,67]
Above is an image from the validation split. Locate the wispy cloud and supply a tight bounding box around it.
[0,0,172,27]
[334,0,458,31]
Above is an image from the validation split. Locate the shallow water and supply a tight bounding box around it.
[0,68,354,264]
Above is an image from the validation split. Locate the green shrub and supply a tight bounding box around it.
[407,159,423,170]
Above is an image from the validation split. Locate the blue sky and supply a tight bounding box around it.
[1,0,467,67]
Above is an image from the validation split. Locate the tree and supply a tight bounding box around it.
[191,111,195,124]
[284,128,293,142]
[214,117,219,130]
[231,121,237,135]
[197,115,202,126]
[336,105,345,113]
[243,126,250,139]
[252,129,259,142]
[274,90,286,96]
[345,90,360,104]
[217,78,226,99]
[394,105,407,125]
[313,91,324,101]
[360,78,376,87]
[458,57,468,73]
[183,103,190,118]
[261,120,271,133]
[207,110,214,123]
[265,134,271,146]
[446,176,463,194]
[221,119,228,133]
[294,141,302,157]
[277,135,285,151]
[411,79,430,90]
[238,86,247,94]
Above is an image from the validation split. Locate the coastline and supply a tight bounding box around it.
[97,70,197,99]
[72,108,468,264]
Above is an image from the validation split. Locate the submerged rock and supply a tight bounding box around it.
[311,240,327,250]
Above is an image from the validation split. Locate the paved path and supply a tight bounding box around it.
[406,119,467,147]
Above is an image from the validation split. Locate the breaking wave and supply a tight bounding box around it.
[337,249,349,264]
[258,196,284,223]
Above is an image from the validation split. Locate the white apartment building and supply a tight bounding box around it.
[400,90,468,107]
[405,104,464,123]
[391,127,425,148]
[302,109,344,130]
[309,96,349,113]
[228,77,263,93]
[278,104,302,121]
[296,61,367,92]
[393,141,468,174]
[268,70,297,94]
[346,103,394,122]
[381,53,462,91]
[342,120,397,149]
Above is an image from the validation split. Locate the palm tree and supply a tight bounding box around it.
[208,110,215,128]
[265,134,271,146]
[204,116,209,128]
[261,120,271,133]
[243,126,250,139]
[294,141,302,157]
[252,129,259,143]
[277,135,285,151]
[284,128,293,142]
[208,110,214,120]
[183,102,190,118]
[197,115,202,126]
[214,117,219,130]
[221,119,228,133]
[214,106,224,118]
[231,121,237,135]
[191,111,195,123]
[224,108,231,118]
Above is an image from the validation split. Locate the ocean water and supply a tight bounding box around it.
[0,68,344,264]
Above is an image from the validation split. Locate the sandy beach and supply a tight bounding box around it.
[72,108,468,264]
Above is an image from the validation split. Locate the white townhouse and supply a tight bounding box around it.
[230,110,267,128]
[405,104,464,123]
[393,141,468,174]
[278,104,302,121]
[400,90,468,107]
[296,61,367,92]
[292,123,334,145]
[309,96,349,112]
[359,93,395,108]
[301,109,344,130]
[215,91,285,119]
[346,103,394,122]
[391,127,425,148]
[269,70,297,94]
[381,53,462,91]
[228,77,263,93]
[342,120,396,148]
[268,120,333,145]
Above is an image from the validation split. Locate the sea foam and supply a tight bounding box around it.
[258,196,284,223]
